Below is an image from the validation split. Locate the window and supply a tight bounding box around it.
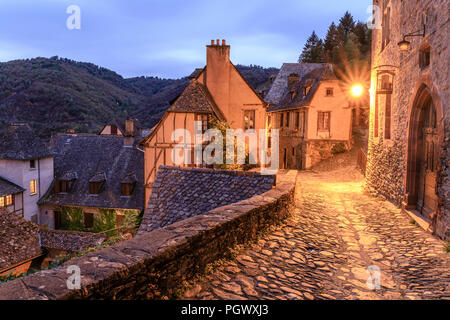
[243,110,255,130]
[299,111,306,136]
[195,114,209,133]
[384,93,392,140]
[30,159,36,169]
[54,211,62,230]
[286,112,290,128]
[0,195,13,207]
[292,147,295,156]
[317,112,331,131]
[267,115,271,128]
[374,95,379,137]
[6,195,13,206]
[290,91,297,100]
[121,183,134,196]
[84,212,94,229]
[376,72,394,139]
[280,113,284,128]
[110,125,118,135]
[379,74,393,91]
[295,112,300,128]
[303,86,311,97]
[30,180,37,195]
[89,182,102,195]
[55,180,69,193]
[419,46,431,69]
[381,2,391,51]
[326,88,334,97]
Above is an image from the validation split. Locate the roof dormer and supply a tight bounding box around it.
[89,172,106,195]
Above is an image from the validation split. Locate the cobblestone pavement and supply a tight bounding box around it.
[183,167,450,300]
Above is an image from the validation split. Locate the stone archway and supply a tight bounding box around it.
[405,84,443,221]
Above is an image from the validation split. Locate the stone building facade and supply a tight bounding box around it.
[0,124,54,222]
[265,63,353,169]
[365,0,449,239]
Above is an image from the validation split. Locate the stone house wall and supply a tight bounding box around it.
[39,205,141,235]
[366,0,449,239]
[0,157,53,222]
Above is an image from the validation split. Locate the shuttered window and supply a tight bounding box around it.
[317,112,330,131]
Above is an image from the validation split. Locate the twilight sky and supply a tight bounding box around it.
[0,0,371,79]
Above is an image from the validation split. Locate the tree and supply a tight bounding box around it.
[354,22,372,59]
[323,22,339,63]
[299,31,324,63]
[337,11,356,43]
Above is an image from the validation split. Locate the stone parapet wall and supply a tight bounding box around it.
[0,171,297,300]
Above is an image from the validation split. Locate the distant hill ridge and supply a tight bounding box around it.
[0,56,278,139]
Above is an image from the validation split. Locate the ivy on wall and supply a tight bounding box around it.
[58,206,141,236]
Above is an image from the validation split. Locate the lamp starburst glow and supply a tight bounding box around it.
[350,84,364,97]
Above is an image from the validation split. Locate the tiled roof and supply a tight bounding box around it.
[38,133,145,211]
[0,124,53,160]
[137,166,275,235]
[39,229,107,252]
[265,63,337,112]
[0,177,24,197]
[0,208,42,271]
[168,80,226,121]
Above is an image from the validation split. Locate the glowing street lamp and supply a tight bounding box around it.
[350,83,364,97]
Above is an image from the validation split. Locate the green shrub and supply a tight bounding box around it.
[331,143,347,154]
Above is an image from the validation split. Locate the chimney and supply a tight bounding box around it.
[206,39,231,115]
[125,119,134,136]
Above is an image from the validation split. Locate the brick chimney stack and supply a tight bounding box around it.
[206,39,231,115]
[125,119,134,137]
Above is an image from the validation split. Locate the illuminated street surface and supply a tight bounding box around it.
[184,164,450,300]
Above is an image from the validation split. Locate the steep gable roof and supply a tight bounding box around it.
[39,133,144,210]
[0,124,52,160]
[0,208,41,271]
[265,63,337,112]
[168,80,226,121]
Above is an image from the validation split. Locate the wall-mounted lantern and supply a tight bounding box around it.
[398,21,426,51]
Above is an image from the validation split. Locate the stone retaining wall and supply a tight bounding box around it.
[0,170,297,300]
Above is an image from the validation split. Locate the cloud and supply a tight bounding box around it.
[0,0,372,78]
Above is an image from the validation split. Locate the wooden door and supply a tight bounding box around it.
[417,102,438,219]
[54,211,62,230]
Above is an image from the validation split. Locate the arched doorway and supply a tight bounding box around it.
[405,85,439,220]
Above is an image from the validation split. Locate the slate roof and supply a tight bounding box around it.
[265,63,337,112]
[38,133,145,211]
[137,166,275,235]
[188,68,204,79]
[0,124,52,160]
[0,177,25,197]
[39,229,107,252]
[168,80,226,121]
[0,208,42,271]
